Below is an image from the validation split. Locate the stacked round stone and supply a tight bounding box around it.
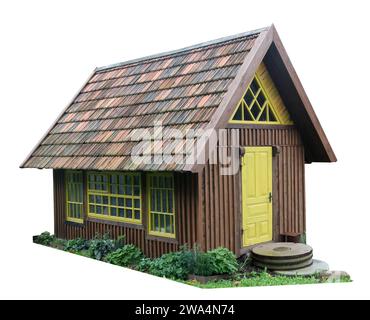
[251,243,313,271]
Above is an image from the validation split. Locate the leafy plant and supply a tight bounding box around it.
[185,245,213,276]
[114,235,126,250]
[75,250,91,258]
[34,232,55,246]
[106,245,143,267]
[148,251,190,280]
[184,246,238,276]
[192,252,214,276]
[50,238,67,250]
[65,238,90,252]
[178,244,195,271]
[88,233,116,260]
[143,245,238,278]
[206,247,238,275]
[136,258,154,272]
[237,253,253,273]
[183,271,322,288]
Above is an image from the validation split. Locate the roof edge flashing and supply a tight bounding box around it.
[96,27,269,72]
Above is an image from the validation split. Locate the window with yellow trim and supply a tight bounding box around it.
[87,172,142,224]
[148,173,175,238]
[230,75,282,124]
[65,171,84,224]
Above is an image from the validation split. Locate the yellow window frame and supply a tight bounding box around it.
[229,74,284,125]
[87,171,142,225]
[65,170,84,224]
[147,173,176,239]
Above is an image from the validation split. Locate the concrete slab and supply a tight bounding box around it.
[273,259,329,277]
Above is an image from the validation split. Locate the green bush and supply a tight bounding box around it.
[106,245,143,267]
[136,258,154,273]
[207,247,238,275]
[65,238,90,252]
[192,251,215,276]
[114,235,126,250]
[148,251,190,280]
[185,245,212,276]
[186,246,238,276]
[50,238,67,250]
[88,233,116,260]
[144,246,238,279]
[34,232,55,246]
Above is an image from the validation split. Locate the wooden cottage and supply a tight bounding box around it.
[21,25,336,257]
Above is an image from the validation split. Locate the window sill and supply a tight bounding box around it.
[146,234,178,244]
[87,217,144,230]
[226,123,294,129]
[65,220,85,228]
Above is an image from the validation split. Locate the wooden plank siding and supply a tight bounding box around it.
[53,170,198,258]
[201,163,239,253]
[200,125,306,256]
[53,125,305,258]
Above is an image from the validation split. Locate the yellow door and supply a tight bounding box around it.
[242,147,273,247]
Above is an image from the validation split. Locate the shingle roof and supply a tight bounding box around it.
[21,28,266,171]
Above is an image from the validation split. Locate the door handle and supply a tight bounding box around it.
[268,192,272,203]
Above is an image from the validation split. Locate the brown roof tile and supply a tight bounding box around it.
[22,30,263,170]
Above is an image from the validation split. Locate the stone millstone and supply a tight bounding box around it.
[273,260,329,277]
[251,243,313,271]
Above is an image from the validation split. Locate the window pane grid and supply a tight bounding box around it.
[230,75,281,124]
[66,171,84,223]
[87,172,142,224]
[148,174,175,238]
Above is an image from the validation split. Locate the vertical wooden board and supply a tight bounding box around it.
[256,128,260,145]
[298,146,303,233]
[291,147,295,233]
[218,163,225,247]
[294,147,299,232]
[278,150,284,234]
[205,163,211,251]
[193,173,198,244]
[196,170,205,250]
[186,174,192,244]
[174,173,181,243]
[209,164,215,249]
[284,146,288,233]
[181,174,187,244]
[224,171,230,250]
[53,170,58,236]
[229,173,235,252]
[301,147,306,233]
[146,238,151,258]
[234,166,242,255]
[223,166,230,250]
[272,155,279,241]
[189,174,194,244]
[177,173,184,244]
[54,170,65,239]
[287,146,292,232]
[214,164,220,247]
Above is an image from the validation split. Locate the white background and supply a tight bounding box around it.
[1,0,369,300]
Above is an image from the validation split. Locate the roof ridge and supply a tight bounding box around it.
[96,27,269,72]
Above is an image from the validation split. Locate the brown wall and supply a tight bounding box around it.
[53,170,198,258]
[53,126,305,257]
[198,125,306,256]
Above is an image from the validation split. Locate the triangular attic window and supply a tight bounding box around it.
[230,76,281,124]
